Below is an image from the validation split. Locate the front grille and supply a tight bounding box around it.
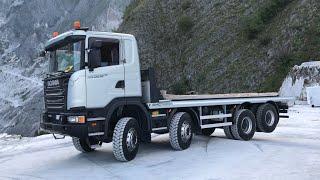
[44,76,70,112]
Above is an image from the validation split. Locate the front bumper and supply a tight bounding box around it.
[40,122,88,139]
[40,112,104,139]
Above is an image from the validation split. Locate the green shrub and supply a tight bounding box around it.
[171,77,191,94]
[178,15,194,33]
[259,35,272,46]
[181,0,192,10]
[243,0,292,39]
[303,25,320,60]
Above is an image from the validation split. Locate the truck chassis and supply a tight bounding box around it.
[42,93,291,161]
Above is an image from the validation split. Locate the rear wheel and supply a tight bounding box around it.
[169,112,193,150]
[256,103,279,133]
[72,137,96,152]
[201,128,215,136]
[223,126,236,139]
[112,117,140,162]
[230,109,256,141]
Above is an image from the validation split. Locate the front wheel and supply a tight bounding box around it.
[169,112,193,150]
[112,117,140,162]
[72,137,96,152]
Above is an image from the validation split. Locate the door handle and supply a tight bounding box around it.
[115,80,125,89]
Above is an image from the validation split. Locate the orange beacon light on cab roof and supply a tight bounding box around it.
[52,31,59,37]
[73,20,81,29]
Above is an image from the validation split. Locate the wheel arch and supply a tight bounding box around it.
[240,102,253,110]
[170,107,201,134]
[239,102,263,115]
[122,104,151,132]
[104,97,151,139]
[266,101,280,113]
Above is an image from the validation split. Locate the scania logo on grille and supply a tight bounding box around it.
[47,80,59,87]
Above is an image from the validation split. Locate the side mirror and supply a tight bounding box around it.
[88,49,101,71]
[88,40,102,71]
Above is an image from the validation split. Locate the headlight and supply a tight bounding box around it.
[67,116,85,123]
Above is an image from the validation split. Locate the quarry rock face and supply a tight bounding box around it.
[0,0,131,136]
[119,0,320,94]
[279,61,320,101]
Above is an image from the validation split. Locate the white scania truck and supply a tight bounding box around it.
[40,23,293,161]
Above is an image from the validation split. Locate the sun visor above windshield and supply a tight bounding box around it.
[45,35,85,51]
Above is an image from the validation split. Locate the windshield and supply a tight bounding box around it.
[48,40,84,73]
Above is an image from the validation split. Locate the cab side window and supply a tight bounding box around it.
[89,38,120,67]
[100,42,119,67]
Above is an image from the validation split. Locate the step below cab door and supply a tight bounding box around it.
[85,35,125,108]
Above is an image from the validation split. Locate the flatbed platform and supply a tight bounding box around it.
[162,92,279,101]
[148,92,293,109]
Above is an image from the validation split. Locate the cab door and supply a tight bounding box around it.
[85,35,125,108]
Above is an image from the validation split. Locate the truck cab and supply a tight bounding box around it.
[45,27,142,110]
[41,23,156,159]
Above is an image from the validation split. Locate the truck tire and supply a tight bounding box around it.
[72,137,95,152]
[223,126,236,139]
[201,128,215,136]
[112,117,140,162]
[169,112,193,150]
[230,109,256,141]
[256,125,263,132]
[256,103,279,133]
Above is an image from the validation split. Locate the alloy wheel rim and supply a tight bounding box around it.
[241,117,253,134]
[265,110,275,126]
[126,128,138,152]
[181,121,192,142]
